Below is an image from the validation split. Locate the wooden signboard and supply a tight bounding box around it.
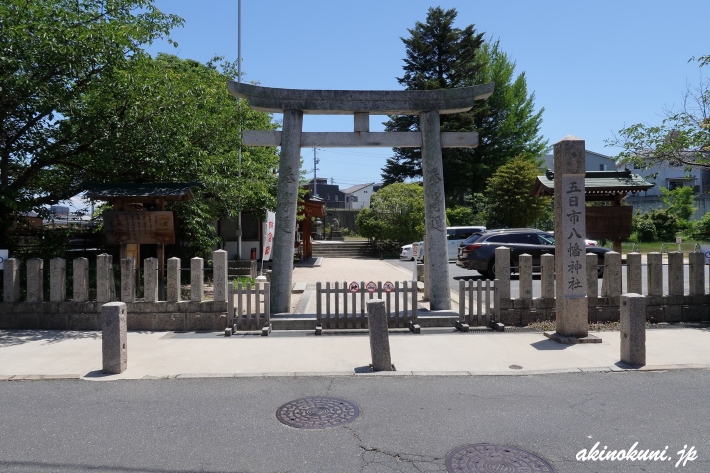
[585,206,632,240]
[104,211,175,244]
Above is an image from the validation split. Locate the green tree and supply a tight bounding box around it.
[380,7,547,203]
[355,183,425,245]
[0,0,182,248]
[608,67,709,170]
[82,53,280,256]
[660,186,696,221]
[484,156,550,228]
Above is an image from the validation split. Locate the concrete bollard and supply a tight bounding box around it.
[366,299,393,371]
[102,302,127,374]
[3,258,21,302]
[620,293,646,367]
[73,258,89,303]
[190,257,204,302]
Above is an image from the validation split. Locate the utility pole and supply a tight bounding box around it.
[236,0,243,259]
[313,147,319,197]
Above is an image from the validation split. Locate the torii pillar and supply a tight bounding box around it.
[229,83,494,313]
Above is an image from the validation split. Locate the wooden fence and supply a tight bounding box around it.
[228,282,271,335]
[315,281,419,334]
[457,279,500,331]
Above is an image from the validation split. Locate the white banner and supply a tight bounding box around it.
[0,249,7,271]
[262,211,275,261]
[701,245,710,265]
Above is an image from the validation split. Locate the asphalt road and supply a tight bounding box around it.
[393,259,705,299]
[1,370,708,472]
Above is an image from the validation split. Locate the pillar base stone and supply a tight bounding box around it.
[544,331,602,344]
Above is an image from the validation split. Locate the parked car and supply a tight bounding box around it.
[399,244,414,260]
[456,228,611,279]
[413,226,486,262]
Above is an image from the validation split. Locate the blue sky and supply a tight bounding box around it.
[147,0,709,189]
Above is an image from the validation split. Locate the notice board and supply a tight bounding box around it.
[103,211,175,245]
[585,206,632,240]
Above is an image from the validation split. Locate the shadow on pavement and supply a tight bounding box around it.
[530,339,571,351]
[0,330,100,348]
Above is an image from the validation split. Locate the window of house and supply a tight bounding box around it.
[241,213,260,240]
[599,164,607,171]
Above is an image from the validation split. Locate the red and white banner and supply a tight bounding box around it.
[262,211,275,261]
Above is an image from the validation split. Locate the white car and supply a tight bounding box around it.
[414,226,486,262]
[399,244,414,260]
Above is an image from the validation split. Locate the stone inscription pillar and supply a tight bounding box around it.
[270,109,304,313]
[419,110,450,310]
[73,258,89,303]
[553,136,588,338]
[3,258,21,303]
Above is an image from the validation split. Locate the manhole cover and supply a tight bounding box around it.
[446,444,556,473]
[276,396,359,429]
[509,364,523,370]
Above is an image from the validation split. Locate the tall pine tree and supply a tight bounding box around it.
[381,7,547,203]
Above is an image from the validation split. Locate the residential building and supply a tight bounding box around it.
[540,150,617,173]
[340,183,375,210]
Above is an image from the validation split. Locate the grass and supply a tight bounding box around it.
[526,320,622,332]
[600,241,710,254]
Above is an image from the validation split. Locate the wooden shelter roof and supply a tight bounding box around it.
[84,182,200,203]
[531,169,654,201]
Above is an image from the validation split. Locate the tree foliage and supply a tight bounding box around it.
[0,1,280,256]
[484,156,550,228]
[608,68,710,170]
[660,186,696,221]
[380,7,546,203]
[355,183,425,245]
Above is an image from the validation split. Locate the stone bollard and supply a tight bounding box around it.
[144,258,159,302]
[212,250,228,303]
[102,302,127,374]
[120,258,135,303]
[626,252,642,295]
[50,258,66,303]
[620,293,646,367]
[366,299,393,371]
[167,257,181,302]
[190,257,204,302]
[73,258,89,303]
[495,247,511,299]
[26,258,44,303]
[415,262,424,282]
[3,258,21,302]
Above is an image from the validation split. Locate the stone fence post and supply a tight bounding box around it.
[540,253,554,299]
[519,254,532,299]
[73,258,89,303]
[586,253,598,297]
[191,257,204,302]
[601,251,621,297]
[49,258,66,303]
[120,258,135,303]
[212,250,228,303]
[667,252,684,296]
[97,254,114,303]
[647,252,663,296]
[144,258,159,302]
[495,247,511,300]
[626,252,642,295]
[689,252,705,295]
[167,257,181,302]
[3,258,20,302]
[26,258,43,303]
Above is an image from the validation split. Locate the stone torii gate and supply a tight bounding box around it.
[228,82,494,314]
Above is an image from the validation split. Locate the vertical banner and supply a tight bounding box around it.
[262,211,276,261]
[0,249,7,270]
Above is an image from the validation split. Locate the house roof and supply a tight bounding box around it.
[341,183,375,194]
[531,169,654,201]
[84,182,200,203]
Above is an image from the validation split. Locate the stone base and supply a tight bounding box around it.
[491,322,505,332]
[455,321,469,332]
[408,322,421,334]
[544,331,602,344]
[261,324,272,336]
[330,231,344,241]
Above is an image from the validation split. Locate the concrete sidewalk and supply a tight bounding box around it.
[0,257,709,381]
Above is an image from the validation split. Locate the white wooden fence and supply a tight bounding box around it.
[457,279,500,331]
[315,281,419,334]
[228,282,271,335]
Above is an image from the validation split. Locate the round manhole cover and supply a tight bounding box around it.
[446,444,556,473]
[276,396,359,429]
